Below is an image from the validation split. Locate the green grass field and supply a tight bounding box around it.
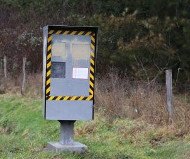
[0,95,190,159]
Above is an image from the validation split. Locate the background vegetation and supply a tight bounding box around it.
[0,0,190,85]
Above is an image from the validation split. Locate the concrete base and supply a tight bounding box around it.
[47,141,88,153]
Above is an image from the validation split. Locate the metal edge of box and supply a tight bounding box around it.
[43,26,48,119]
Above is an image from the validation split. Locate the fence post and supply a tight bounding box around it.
[2,56,7,93]
[21,57,26,95]
[166,69,173,123]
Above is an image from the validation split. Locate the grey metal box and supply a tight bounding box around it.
[43,25,98,121]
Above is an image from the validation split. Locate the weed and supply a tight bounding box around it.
[95,72,190,136]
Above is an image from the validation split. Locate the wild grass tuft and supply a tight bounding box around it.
[95,72,190,136]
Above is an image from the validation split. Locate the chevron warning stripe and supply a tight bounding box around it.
[45,32,53,97]
[45,29,96,101]
[46,96,93,101]
[89,35,95,96]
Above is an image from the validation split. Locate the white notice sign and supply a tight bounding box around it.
[72,68,89,79]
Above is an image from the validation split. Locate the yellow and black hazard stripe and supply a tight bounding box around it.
[89,34,95,96]
[45,32,53,97]
[46,95,93,101]
[48,30,94,36]
[45,30,96,101]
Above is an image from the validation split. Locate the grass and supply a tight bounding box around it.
[1,95,190,159]
[95,73,190,131]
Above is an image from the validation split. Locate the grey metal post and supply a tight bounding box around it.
[59,120,75,145]
[48,120,87,152]
[166,69,173,122]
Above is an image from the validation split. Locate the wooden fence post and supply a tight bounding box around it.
[2,56,7,93]
[166,69,173,123]
[21,57,26,95]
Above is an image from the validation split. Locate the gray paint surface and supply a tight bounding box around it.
[50,34,91,96]
[59,121,74,145]
[43,26,94,120]
[46,101,93,120]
